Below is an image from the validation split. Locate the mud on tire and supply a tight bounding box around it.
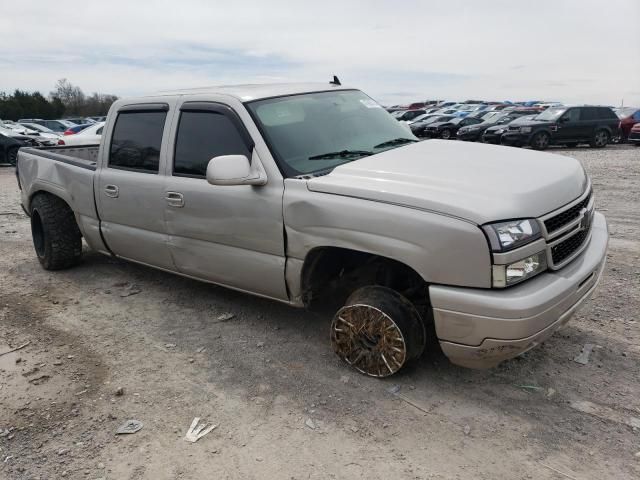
[330,286,427,377]
[30,193,82,270]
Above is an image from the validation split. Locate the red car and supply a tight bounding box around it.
[628,122,640,146]
[616,107,640,141]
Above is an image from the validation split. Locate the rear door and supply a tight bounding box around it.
[96,102,175,269]
[162,99,288,300]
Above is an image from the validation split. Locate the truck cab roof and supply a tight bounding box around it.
[155,82,353,102]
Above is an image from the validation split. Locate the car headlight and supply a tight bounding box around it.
[520,126,532,133]
[468,126,480,131]
[495,128,504,134]
[492,251,547,287]
[482,219,541,252]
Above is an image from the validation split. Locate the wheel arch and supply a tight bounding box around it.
[298,245,430,313]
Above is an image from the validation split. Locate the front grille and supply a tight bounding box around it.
[544,192,591,234]
[629,132,640,140]
[551,228,589,264]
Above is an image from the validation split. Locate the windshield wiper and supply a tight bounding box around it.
[308,149,372,160]
[373,137,418,149]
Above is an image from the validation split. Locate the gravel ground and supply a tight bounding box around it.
[0,144,639,480]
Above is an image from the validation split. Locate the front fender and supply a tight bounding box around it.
[283,180,492,290]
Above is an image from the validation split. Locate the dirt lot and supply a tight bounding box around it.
[1,145,639,480]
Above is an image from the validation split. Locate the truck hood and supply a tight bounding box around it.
[306,140,587,224]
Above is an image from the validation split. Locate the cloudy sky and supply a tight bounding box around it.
[1,0,639,106]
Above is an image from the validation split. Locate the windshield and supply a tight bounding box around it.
[534,107,567,121]
[247,90,416,177]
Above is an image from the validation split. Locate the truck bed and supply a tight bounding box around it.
[19,145,100,171]
[17,144,108,254]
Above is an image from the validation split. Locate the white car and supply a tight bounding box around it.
[18,123,62,145]
[58,122,105,146]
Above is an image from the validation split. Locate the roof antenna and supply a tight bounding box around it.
[330,75,341,86]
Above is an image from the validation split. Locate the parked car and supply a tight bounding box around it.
[14,123,60,146]
[459,110,543,142]
[628,122,640,146]
[87,116,107,122]
[394,109,427,122]
[63,124,92,136]
[0,132,24,165]
[501,106,620,150]
[615,107,640,141]
[63,117,95,125]
[58,122,105,146]
[424,116,485,139]
[16,82,608,377]
[18,119,76,133]
[482,115,538,144]
[410,115,456,137]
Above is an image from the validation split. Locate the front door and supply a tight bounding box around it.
[96,104,175,270]
[555,108,582,142]
[163,101,287,301]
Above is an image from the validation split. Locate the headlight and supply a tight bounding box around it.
[468,126,480,131]
[492,251,547,287]
[482,219,541,252]
[495,128,504,134]
[520,126,532,133]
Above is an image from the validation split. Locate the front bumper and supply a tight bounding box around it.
[501,132,531,146]
[430,212,608,369]
[482,132,503,144]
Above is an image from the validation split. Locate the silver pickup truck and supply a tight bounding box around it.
[16,83,608,377]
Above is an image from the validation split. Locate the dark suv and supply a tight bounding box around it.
[501,106,619,150]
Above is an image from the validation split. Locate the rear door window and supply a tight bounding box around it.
[109,111,167,173]
[173,110,251,177]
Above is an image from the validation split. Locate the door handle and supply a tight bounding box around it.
[104,184,119,198]
[165,191,184,208]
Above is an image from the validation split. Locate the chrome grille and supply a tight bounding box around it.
[544,192,592,234]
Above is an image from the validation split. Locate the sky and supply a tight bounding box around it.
[1,0,639,106]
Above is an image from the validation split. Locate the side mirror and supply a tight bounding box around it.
[206,154,267,186]
[560,116,570,123]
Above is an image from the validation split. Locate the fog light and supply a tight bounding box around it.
[493,251,547,287]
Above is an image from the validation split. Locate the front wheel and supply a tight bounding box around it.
[440,128,452,140]
[530,131,550,150]
[590,129,610,148]
[330,286,427,377]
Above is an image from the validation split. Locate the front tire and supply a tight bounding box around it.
[590,129,610,148]
[30,194,82,270]
[530,131,550,150]
[440,129,452,140]
[330,286,427,377]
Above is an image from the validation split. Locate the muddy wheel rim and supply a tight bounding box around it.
[595,131,607,146]
[441,129,450,139]
[534,133,548,148]
[331,304,407,377]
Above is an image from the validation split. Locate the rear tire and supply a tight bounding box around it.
[330,286,427,377]
[530,132,550,150]
[30,194,82,270]
[590,129,609,148]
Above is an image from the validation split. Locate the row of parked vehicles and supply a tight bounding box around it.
[390,101,640,150]
[0,116,106,165]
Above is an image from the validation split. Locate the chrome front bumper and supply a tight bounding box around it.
[430,212,608,369]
